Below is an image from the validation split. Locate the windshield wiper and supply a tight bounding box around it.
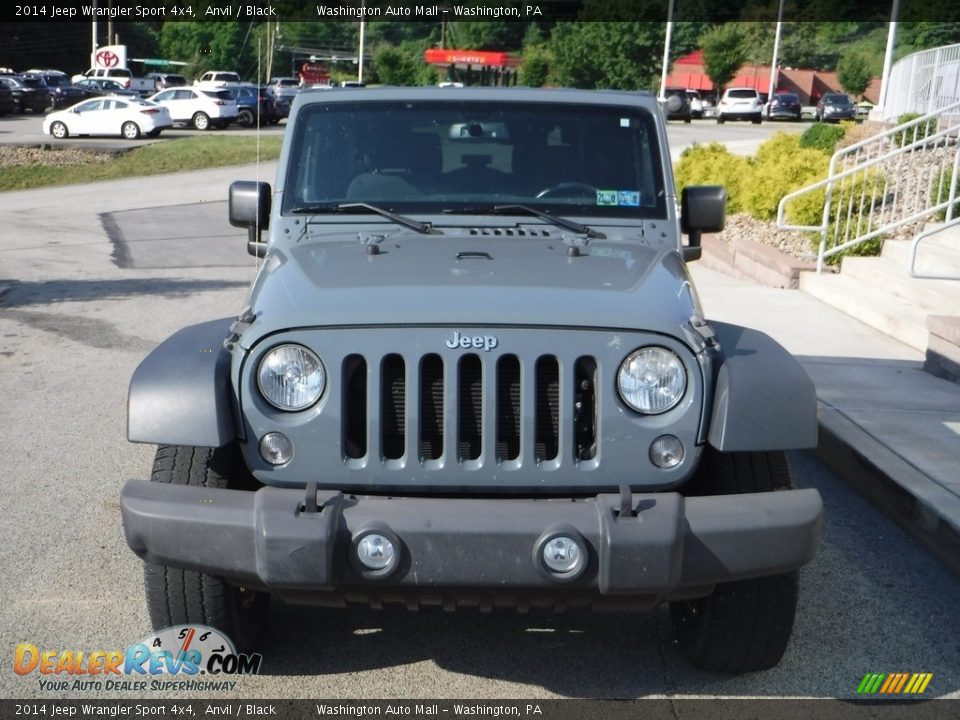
[446,204,605,239]
[288,202,441,235]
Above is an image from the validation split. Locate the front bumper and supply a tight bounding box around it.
[121,481,822,603]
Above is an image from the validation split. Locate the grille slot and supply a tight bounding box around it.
[496,355,521,461]
[381,354,405,460]
[574,356,598,461]
[342,355,367,459]
[458,354,483,461]
[535,356,560,462]
[419,354,444,460]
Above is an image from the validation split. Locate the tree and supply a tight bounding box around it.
[837,49,875,100]
[519,44,552,87]
[549,22,665,90]
[701,24,747,93]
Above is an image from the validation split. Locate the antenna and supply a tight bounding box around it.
[255,36,262,273]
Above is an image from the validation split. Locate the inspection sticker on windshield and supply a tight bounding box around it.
[597,190,641,207]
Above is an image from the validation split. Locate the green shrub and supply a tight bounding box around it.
[893,112,936,147]
[820,171,888,262]
[742,133,831,223]
[674,142,750,214]
[930,167,960,221]
[798,123,846,153]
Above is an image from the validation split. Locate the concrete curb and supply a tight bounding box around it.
[815,404,960,577]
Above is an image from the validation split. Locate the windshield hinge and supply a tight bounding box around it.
[224,306,256,352]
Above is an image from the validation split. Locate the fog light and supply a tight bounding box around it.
[260,432,293,465]
[650,435,684,469]
[356,533,396,571]
[542,536,584,574]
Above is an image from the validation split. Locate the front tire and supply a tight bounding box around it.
[670,450,800,673]
[143,444,268,652]
[192,112,210,130]
[716,114,725,124]
[50,121,69,139]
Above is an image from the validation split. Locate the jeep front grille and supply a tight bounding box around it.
[342,351,597,466]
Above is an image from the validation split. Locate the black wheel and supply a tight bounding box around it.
[121,121,141,140]
[751,114,762,125]
[670,449,799,673]
[238,108,255,128]
[143,444,268,652]
[716,114,725,124]
[192,111,210,130]
[50,121,69,139]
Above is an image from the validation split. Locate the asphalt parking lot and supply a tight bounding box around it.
[0,109,286,152]
[0,163,958,701]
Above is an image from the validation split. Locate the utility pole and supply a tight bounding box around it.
[876,0,901,119]
[91,0,98,63]
[658,0,675,101]
[767,0,784,103]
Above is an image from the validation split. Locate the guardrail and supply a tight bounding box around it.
[909,217,960,280]
[882,43,960,121]
[776,100,960,272]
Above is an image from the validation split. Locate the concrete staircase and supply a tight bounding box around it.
[799,223,960,379]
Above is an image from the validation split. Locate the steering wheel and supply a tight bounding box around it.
[535,182,599,199]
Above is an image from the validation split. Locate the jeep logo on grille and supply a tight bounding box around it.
[445,331,498,352]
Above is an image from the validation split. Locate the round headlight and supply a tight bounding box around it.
[617,347,686,414]
[257,344,325,411]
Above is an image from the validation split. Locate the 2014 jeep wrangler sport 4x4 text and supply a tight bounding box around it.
[120,88,822,673]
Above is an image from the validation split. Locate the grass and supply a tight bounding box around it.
[0,135,283,192]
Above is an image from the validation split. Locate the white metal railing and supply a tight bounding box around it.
[776,100,960,272]
[909,217,960,279]
[881,43,960,121]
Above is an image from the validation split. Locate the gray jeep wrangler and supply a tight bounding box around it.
[120,88,822,673]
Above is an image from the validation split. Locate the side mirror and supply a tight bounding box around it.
[229,180,271,257]
[680,185,727,262]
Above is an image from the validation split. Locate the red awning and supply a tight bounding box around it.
[423,49,521,68]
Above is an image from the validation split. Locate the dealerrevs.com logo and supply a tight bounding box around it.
[14,625,262,692]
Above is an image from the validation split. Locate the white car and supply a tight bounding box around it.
[147,87,238,130]
[716,87,763,124]
[43,97,173,140]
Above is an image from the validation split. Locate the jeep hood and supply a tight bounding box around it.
[238,232,701,349]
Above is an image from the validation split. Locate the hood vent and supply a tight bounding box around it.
[467,228,551,237]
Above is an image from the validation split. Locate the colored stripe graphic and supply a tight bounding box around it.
[857,673,932,694]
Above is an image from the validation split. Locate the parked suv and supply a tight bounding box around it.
[148,86,238,129]
[662,87,692,123]
[816,93,857,122]
[0,75,49,113]
[716,87,763,124]
[194,71,241,88]
[121,87,822,674]
[227,84,280,127]
[767,92,802,121]
[145,73,187,91]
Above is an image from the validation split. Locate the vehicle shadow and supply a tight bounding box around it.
[0,277,248,309]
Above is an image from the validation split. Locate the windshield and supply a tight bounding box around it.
[283,100,666,219]
[824,94,851,104]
